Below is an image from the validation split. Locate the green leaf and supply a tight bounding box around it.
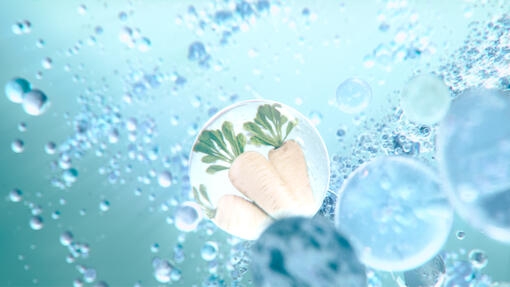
[199,184,212,205]
[201,155,218,164]
[284,120,297,140]
[222,121,239,156]
[237,134,246,153]
[192,186,200,203]
[206,165,229,174]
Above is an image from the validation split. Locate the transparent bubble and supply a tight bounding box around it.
[118,11,128,21]
[45,142,57,154]
[138,37,151,52]
[18,122,27,132]
[468,249,488,269]
[437,88,510,243]
[60,231,74,246]
[63,168,79,184]
[77,4,87,15]
[158,171,172,188]
[170,268,182,282]
[335,78,372,114]
[174,201,202,232]
[41,57,53,69]
[153,258,173,283]
[29,216,44,230]
[99,200,110,212]
[252,217,366,287]
[151,243,159,253]
[201,241,219,262]
[456,231,466,240]
[83,268,96,283]
[12,22,23,35]
[401,74,451,125]
[335,156,453,271]
[11,139,24,153]
[5,77,31,104]
[9,189,23,202]
[22,89,50,116]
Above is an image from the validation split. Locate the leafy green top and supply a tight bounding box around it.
[193,121,246,174]
[192,184,215,218]
[243,103,297,149]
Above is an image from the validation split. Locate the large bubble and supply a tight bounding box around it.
[22,89,50,116]
[437,88,510,243]
[335,78,372,114]
[335,156,453,271]
[4,77,31,104]
[251,216,367,287]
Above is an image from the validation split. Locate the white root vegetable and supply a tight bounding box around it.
[213,194,273,240]
[228,151,302,218]
[268,139,316,216]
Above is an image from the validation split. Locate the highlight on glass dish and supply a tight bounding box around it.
[189,100,330,240]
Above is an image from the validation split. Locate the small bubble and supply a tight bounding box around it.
[60,231,74,246]
[83,268,96,283]
[468,249,488,269]
[158,171,172,188]
[201,241,219,262]
[9,189,23,202]
[336,78,372,114]
[174,202,202,232]
[151,243,160,253]
[138,37,151,52]
[63,168,79,184]
[11,139,24,153]
[41,57,52,69]
[456,230,466,240]
[118,11,128,21]
[18,122,27,132]
[45,142,57,154]
[12,22,23,35]
[99,200,110,212]
[77,4,87,15]
[29,216,44,230]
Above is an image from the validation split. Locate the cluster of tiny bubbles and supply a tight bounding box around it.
[364,1,433,71]
[118,25,152,52]
[335,77,373,114]
[438,13,510,93]
[403,254,446,287]
[436,88,510,243]
[202,274,226,287]
[316,191,337,222]
[11,20,31,35]
[335,156,453,272]
[11,139,24,153]
[251,216,367,287]
[152,257,181,284]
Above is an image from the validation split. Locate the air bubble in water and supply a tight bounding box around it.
[201,241,218,262]
[456,231,466,240]
[11,139,24,153]
[404,255,446,287]
[60,231,74,246]
[22,89,50,116]
[63,168,79,184]
[335,156,453,271]
[174,201,202,232]
[5,77,31,104]
[401,74,451,125]
[468,249,488,269]
[9,189,23,202]
[30,216,44,230]
[83,268,96,283]
[336,78,372,114]
[158,171,172,188]
[99,200,110,212]
[41,57,53,69]
[45,142,57,154]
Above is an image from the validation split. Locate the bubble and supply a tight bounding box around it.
[83,268,96,283]
[5,77,31,104]
[335,77,372,114]
[174,201,202,232]
[188,41,210,67]
[153,258,173,283]
[18,122,27,132]
[29,216,44,230]
[201,241,219,262]
[11,139,24,153]
[456,230,466,240]
[60,231,74,246]
[9,189,23,202]
[99,200,110,212]
[63,168,79,184]
[137,37,151,52]
[401,74,451,125]
[170,268,181,282]
[468,249,488,269]
[12,22,23,35]
[118,11,128,21]
[77,4,87,15]
[45,142,57,154]
[41,57,53,69]
[335,156,453,271]
[151,243,159,253]
[251,217,366,287]
[437,88,510,243]
[158,171,172,188]
[404,255,446,287]
[22,89,50,116]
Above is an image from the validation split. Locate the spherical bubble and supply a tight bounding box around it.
[60,231,74,246]
[335,156,453,271]
[22,89,50,116]
[201,241,219,262]
[9,189,23,202]
[174,201,202,232]
[18,122,27,132]
[12,22,23,35]
[41,57,52,69]
[45,142,57,154]
[63,168,79,184]
[170,268,181,282]
[335,77,372,114]
[468,249,488,269]
[11,139,24,153]
[456,231,466,240]
[400,74,451,125]
[83,268,96,283]
[404,255,446,287]
[153,258,173,283]
[29,216,44,230]
[158,171,172,188]
[252,216,366,287]
[99,200,110,212]
[437,88,510,243]
[5,77,31,103]
[138,37,151,52]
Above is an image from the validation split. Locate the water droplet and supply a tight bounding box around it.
[29,216,44,230]
[22,89,50,116]
[5,77,31,104]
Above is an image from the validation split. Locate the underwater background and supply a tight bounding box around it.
[1,0,509,286]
